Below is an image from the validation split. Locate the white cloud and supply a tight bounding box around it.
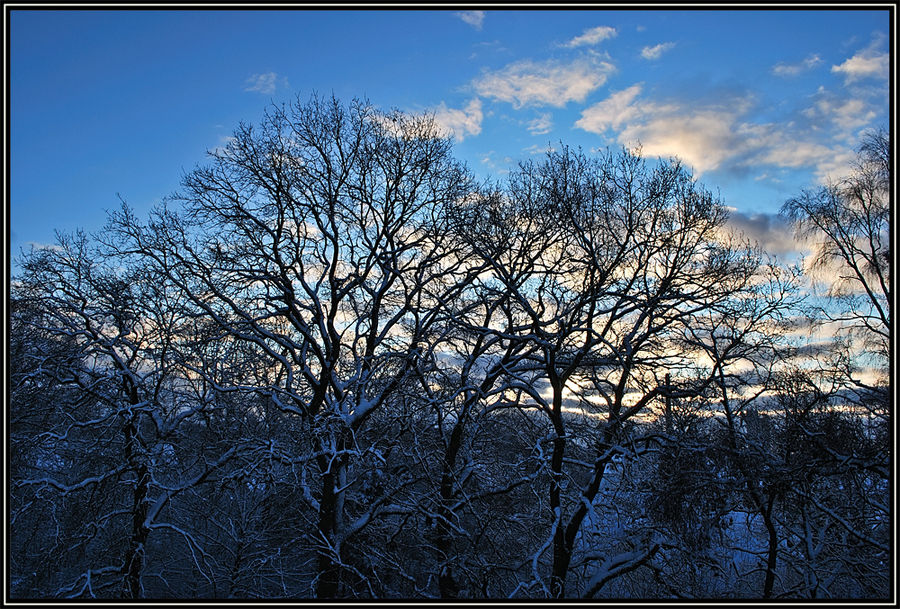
[640,42,675,60]
[621,111,743,173]
[430,98,483,142]
[563,25,617,48]
[24,241,63,252]
[754,140,833,169]
[526,113,553,135]
[575,84,645,132]
[725,121,858,185]
[832,52,888,83]
[244,72,286,95]
[473,57,616,108]
[210,135,237,156]
[577,86,738,175]
[576,85,855,181]
[808,148,858,184]
[456,10,485,30]
[373,100,483,143]
[831,36,888,84]
[772,53,822,76]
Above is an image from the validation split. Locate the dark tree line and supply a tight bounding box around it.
[8,95,890,600]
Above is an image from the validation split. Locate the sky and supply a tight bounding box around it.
[7,7,892,265]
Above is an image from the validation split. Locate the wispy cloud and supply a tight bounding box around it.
[736,124,857,184]
[831,35,888,84]
[640,42,675,60]
[831,51,888,83]
[772,53,822,76]
[629,110,743,174]
[468,39,508,60]
[431,98,483,142]
[244,72,287,95]
[480,150,513,174]
[802,88,877,131]
[563,25,617,48]
[526,113,553,135]
[23,241,63,252]
[456,10,485,30]
[372,99,483,143]
[473,56,615,108]
[523,143,557,156]
[210,135,237,156]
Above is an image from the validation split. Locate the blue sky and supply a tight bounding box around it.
[8,8,891,262]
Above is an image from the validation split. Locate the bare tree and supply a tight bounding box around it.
[776,128,891,599]
[782,128,889,396]
[456,146,793,598]
[10,231,240,598]
[108,95,473,598]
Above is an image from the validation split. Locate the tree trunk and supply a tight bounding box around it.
[315,466,340,598]
[436,419,465,598]
[549,378,567,598]
[552,422,617,599]
[123,421,150,599]
[762,495,778,598]
[121,376,150,600]
[664,373,673,435]
[315,428,349,599]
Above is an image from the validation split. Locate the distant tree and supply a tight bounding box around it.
[769,369,890,599]
[9,282,88,596]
